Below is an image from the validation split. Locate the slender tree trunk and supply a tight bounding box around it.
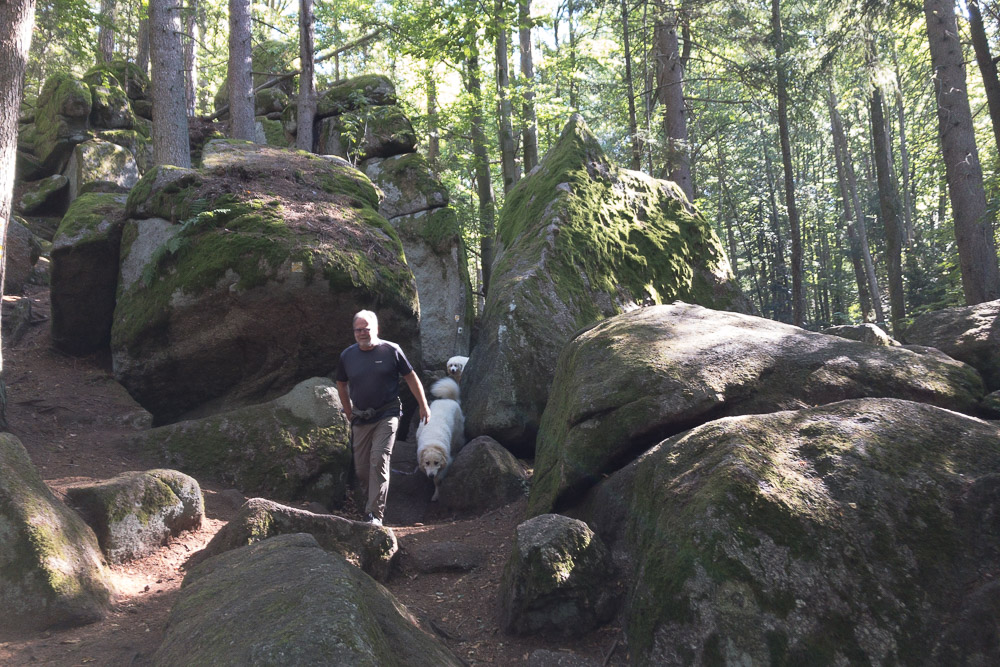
[296,0,316,151]
[567,0,578,109]
[150,0,191,167]
[891,46,914,245]
[228,0,255,141]
[771,0,804,326]
[519,0,539,172]
[923,0,1000,303]
[184,0,198,118]
[969,0,1000,158]
[425,67,440,168]
[137,17,150,77]
[762,130,791,323]
[654,2,692,200]
[98,0,115,63]
[467,52,496,298]
[496,0,519,194]
[621,0,642,170]
[0,0,37,428]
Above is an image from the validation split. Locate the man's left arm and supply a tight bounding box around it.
[403,371,431,424]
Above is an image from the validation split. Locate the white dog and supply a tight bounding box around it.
[416,377,465,501]
[446,356,469,383]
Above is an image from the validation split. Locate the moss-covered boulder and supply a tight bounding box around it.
[530,302,986,515]
[316,74,398,119]
[82,66,134,130]
[902,299,1000,391]
[0,433,116,637]
[18,173,69,216]
[499,514,619,637]
[66,138,139,201]
[50,192,127,355]
[463,115,748,455]
[192,497,397,581]
[4,217,42,296]
[317,105,417,162]
[97,128,153,174]
[105,59,150,102]
[112,141,420,421]
[254,86,288,116]
[154,534,462,666]
[253,116,291,147]
[65,470,203,564]
[362,153,449,219]
[23,72,93,178]
[578,398,1000,665]
[437,436,528,515]
[212,39,297,116]
[132,377,351,503]
[985,389,1000,418]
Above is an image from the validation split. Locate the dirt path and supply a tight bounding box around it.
[0,285,627,665]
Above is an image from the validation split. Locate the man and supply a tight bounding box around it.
[335,310,430,527]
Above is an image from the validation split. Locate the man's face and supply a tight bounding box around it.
[353,317,377,349]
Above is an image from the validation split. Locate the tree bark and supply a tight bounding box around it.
[137,17,150,77]
[150,0,191,167]
[98,0,115,63]
[923,0,1000,303]
[496,0,519,194]
[891,46,914,245]
[771,0,804,326]
[0,0,37,427]
[968,0,1000,158]
[762,128,790,323]
[467,52,496,299]
[654,2,692,200]
[296,0,316,151]
[228,0,255,141]
[184,0,198,118]
[425,67,439,168]
[621,0,642,170]
[518,0,539,172]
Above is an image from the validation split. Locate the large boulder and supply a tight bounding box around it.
[437,436,528,514]
[82,66,135,130]
[317,105,417,162]
[50,192,127,354]
[578,398,1000,665]
[17,173,69,216]
[65,138,140,201]
[65,469,203,564]
[112,140,421,421]
[902,299,1000,391]
[0,433,116,637]
[499,514,619,637]
[316,74,398,119]
[363,153,449,219]
[193,498,397,581]
[4,217,43,295]
[153,533,463,666]
[22,73,93,179]
[132,377,351,503]
[463,115,748,455]
[530,303,986,515]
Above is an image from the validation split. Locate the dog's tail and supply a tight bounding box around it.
[430,377,460,401]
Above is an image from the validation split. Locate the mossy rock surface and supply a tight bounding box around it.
[97,128,152,174]
[66,138,139,200]
[902,299,1000,391]
[18,174,69,216]
[0,433,115,638]
[463,114,747,455]
[132,378,352,502]
[192,497,397,581]
[317,105,416,162]
[102,59,150,101]
[578,398,1000,665]
[83,67,134,130]
[31,72,93,177]
[5,218,43,295]
[530,302,987,516]
[316,74,397,118]
[437,436,528,515]
[363,152,449,219]
[65,469,203,564]
[112,142,419,421]
[153,533,463,666]
[50,192,127,355]
[254,116,291,147]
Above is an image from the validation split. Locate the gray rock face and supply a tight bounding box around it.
[437,436,528,514]
[499,514,619,637]
[193,498,397,581]
[65,469,203,564]
[18,174,69,215]
[19,73,92,179]
[4,218,42,295]
[578,398,1000,666]
[50,193,127,355]
[902,299,1000,391]
[0,433,115,637]
[153,533,462,666]
[363,153,449,219]
[822,322,898,346]
[66,138,139,201]
[530,302,987,515]
[132,377,352,503]
[317,106,416,162]
[112,142,421,422]
[463,115,747,455]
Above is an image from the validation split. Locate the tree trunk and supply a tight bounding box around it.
[98,0,115,63]
[425,67,439,168]
[519,0,539,172]
[654,2,692,200]
[968,0,1000,158]
[0,0,37,427]
[496,0,519,194]
[923,0,1000,303]
[296,0,316,152]
[184,0,198,118]
[771,0,804,326]
[891,46,914,245]
[621,0,642,170]
[228,0,255,141]
[567,0,578,109]
[150,0,191,167]
[762,129,791,323]
[137,17,150,77]
[467,52,497,299]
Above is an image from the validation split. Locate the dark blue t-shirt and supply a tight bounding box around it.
[335,340,414,416]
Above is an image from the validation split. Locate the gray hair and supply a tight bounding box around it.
[353,310,378,329]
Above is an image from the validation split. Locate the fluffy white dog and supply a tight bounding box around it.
[416,377,465,501]
[446,356,469,383]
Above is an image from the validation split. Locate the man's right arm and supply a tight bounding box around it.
[336,381,352,422]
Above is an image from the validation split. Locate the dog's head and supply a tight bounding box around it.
[446,356,469,381]
[419,448,449,479]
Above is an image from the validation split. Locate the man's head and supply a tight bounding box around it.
[353,310,380,350]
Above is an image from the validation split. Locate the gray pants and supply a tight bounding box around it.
[350,416,399,521]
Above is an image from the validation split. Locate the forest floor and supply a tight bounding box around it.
[0,284,628,666]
